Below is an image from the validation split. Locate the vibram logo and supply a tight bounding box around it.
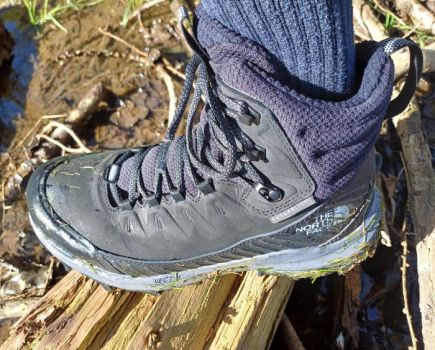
[154,275,176,284]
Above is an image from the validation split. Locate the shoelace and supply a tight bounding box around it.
[104,20,281,209]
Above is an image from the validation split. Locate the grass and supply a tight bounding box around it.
[22,0,103,32]
[121,0,143,27]
[121,0,161,27]
[367,0,435,46]
[383,10,434,46]
[22,0,156,32]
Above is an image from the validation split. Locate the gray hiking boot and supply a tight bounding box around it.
[26,10,422,292]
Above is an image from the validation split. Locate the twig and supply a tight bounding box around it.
[353,2,435,79]
[137,12,145,34]
[162,57,186,80]
[353,0,388,41]
[276,313,306,350]
[36,135,90,155]
[82,69,124,87]
[372,0,408,28]
[401,226,418,350]
[42,257,56,293]
[160,58,206,103]
[9,114,67,152]
[98,27,149,59]
[127,0,165,23]
[65,83,104,124]
[40,121,91,153]
[156,64,177,126]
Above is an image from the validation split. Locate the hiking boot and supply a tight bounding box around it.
[26,8,422,292]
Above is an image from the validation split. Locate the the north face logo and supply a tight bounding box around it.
[296,206,351,235]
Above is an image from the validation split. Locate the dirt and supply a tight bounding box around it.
[0,1,434,349]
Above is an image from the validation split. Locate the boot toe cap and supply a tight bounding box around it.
[26,152,120,260]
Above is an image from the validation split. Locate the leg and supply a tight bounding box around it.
[201,0,355,99]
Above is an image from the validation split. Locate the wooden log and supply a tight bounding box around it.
[0,270,294,349]
[393,98,435,349]
[274,314,305,350]
[341,267,361,349]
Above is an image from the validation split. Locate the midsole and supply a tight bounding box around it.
[30,188,381,292]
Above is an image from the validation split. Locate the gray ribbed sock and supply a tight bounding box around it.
[201,0,355,99]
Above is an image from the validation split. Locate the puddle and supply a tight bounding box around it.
[0,5,37,151]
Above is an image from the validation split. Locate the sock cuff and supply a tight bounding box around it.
[200,0,356,98]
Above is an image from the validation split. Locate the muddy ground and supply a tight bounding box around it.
[0,1,434,349]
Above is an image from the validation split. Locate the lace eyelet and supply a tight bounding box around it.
[254,182,283,202]
[170,189,185,203]
[238,111,260,126]
[103,164,120,183]
[142,194,160,207]
[198,178,215,195]
[244,145,267,162]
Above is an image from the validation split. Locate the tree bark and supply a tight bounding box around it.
[0,270,294,349]
[393,98,435,349]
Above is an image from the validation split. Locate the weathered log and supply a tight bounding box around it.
[393,98,435,349]
[0,270,294,349]
[275,314,305,350]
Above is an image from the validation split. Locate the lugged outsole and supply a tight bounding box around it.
[30,189,381,293]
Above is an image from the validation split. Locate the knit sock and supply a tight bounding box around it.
[200,0,355,99]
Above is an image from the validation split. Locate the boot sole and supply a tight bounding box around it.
[29,188,381,292]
